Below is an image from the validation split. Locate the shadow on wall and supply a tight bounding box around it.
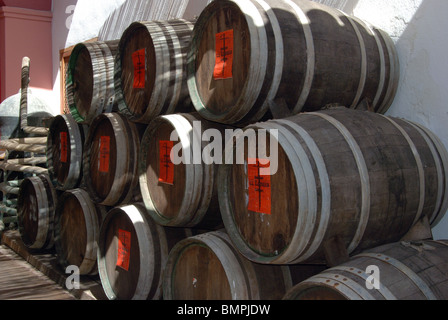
[312,0,360,15]
[97,0,213,41]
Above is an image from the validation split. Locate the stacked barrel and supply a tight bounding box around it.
[26,0,448,300]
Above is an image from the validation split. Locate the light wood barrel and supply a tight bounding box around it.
[83,112,140,206]
[97,204,196,300]
[138,113,224,229]
[17,174,57,250]
[54,189,107,275]
[115,19,195,124]
[187,0,399,125]
[218,108,448,264]
[162,230,324,300]
[66,40,119,124]
[283,240,448,300]
[46,113,86,190]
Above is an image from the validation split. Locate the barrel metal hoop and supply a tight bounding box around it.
[275,119,331,263]
[302,274,374,300]
[256,121,316,263]
[76,189,99,274]
[145,21,171,121]
[159,23,185,115]
[368,23,386,110]
[199,232,253,300]
[66,44,86,123]
[337,11,367,109]
[329,265,396,300]
[356,252,437,300]
[164,114,203,226]
[47,114,83,190]
[124,205,156,300]
[226,0,269,124]
[31,177,50,249]
[309,112,370,254]
[252,0,284,119]
[405,120,448,227]
[100,114,129,206]
[379,115,425,226]
[95,41,116,115]
[65,114,83,188]
[375,29,399,114]
[283,0,315,114]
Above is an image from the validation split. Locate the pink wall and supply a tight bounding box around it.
[0,4,52,102]
[0,0,51,12]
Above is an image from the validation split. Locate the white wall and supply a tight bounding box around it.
[319,0,448,239]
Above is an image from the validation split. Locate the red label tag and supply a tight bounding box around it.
[214,30,234,79]
[159,140,174,185]
[117,229,131,271]
[60,132,68,163]
[132,49,146,88]
[99,136,110,173]
[247,159,271,215]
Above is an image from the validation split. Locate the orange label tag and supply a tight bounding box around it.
[159,141,174,185]
[247,159,271,215]
[60,132,68,163]
[213,30,233,79]
[117,229,131,271]
[99,136,110,173]
[132,49,146,88]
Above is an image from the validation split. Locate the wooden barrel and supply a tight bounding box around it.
[187,0,399,125]
[218,108,448,264]
[54,189,107,275]
[17,174,57,250]
[138,113,224,229]
[114,19,195,124]
[66,40,119,124]
[97,203,197,300]
[283,240,448,300]
[83,112,140,206]
[46,113,86,190]
[162,230,325,300]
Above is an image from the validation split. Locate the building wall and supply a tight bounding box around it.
[341,0,448,240]
[0,4,52,104]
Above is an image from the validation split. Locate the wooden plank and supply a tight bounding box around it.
[0,245,76,300]
[1,230,107,300]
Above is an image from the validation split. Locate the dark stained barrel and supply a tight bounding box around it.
[115,19,195,124]
[83,113,140,206]
[66,40,119,124]
[17,174,57,250]
[46,113,86,190]
[218,108,448,264]
[187,0,399,125]
[97,204,198,300]
[283,240,448,300]
[54,188,107,275]
[138,113,225,229]
[163,230,325,300]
